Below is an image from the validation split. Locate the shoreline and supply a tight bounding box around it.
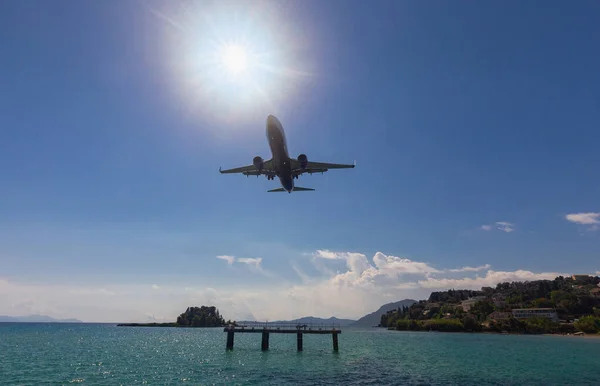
[386,328,600,339]
[116,323,229,328]
[542,333,600,339]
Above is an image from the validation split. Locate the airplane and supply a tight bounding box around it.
[219,114,355,193]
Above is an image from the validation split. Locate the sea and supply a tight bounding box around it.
[1,323,599,385]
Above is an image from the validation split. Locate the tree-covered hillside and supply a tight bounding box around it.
[118,305,233,328]
[176,306,229,327]
[380,275,600,334]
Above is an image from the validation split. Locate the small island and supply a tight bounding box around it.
[379,274,600,336]
[118,306,235,328]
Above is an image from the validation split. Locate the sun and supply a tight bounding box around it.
[219,44,249,76]
[153,1,314,126]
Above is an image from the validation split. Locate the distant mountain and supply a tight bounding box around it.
[276,316,356,326]
[239,316,356,327]
[0,315,83,323]
[351,299,417,327]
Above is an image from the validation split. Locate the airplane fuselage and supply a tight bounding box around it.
[266,114,294,192]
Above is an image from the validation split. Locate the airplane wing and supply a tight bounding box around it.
[291,159,355,175]
[219,159,275,176]
[268,186,315,192]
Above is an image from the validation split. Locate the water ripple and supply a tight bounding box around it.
[0,324,599,385]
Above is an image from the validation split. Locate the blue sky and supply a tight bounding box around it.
[1,0,599,322]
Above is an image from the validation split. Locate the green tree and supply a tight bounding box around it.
[523,317,559,334]
[423,319,463,332]
[191,315,202,327]
[574,316,600,334]
[462,315,481,332]
[471,300,494,321]
[396,319,411,330]
[533,298,554,308]
[177,315,187,326]
[176,305,226,327]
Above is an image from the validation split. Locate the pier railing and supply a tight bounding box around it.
[229,321,341,331]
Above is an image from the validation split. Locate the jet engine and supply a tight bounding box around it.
[253,156,264,171]
[297,154,308,169]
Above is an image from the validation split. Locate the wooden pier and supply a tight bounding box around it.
[224,322,341,351]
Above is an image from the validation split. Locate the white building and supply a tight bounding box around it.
[511,308,558,321]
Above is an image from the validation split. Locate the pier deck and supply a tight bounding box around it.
[224,322,341,351]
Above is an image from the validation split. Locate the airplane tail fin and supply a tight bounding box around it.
[267,187,315,192]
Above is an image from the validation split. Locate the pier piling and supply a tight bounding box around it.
[226,330,234,350]
[297,332,303,351]
[261,331,270,351]
[332,332,339,351]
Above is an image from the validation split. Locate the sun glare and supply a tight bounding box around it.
[220,44,249,76]
[153,1,313,126]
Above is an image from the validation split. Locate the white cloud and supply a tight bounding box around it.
[290,263,312,284]
[265,251,570,320]
[447,264,491,273]
[0,278,177,323]
[480,221,515,233]
[216,255,236,265]
[566,213,600,232]
[0,251,583,323]
[151,284,160,290]
[418,269,566,290]
[67,288,116,296]
[216,255,263,268]
[314,250,439,276]
[566,212,600,225]
[314,252,564,295]
[237,257,263,268]
[314,250,344,260]
[373,252,440,275]
[495,221,514,233]
[215,255,271,276]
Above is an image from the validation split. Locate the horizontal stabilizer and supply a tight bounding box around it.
[267,187,315,192]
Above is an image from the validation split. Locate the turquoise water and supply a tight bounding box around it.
[1,323,599,385]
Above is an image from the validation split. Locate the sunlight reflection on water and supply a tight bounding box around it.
[0,324,599,385]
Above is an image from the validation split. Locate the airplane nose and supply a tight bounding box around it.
[266,114,278,135]
[267,114,280,127]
